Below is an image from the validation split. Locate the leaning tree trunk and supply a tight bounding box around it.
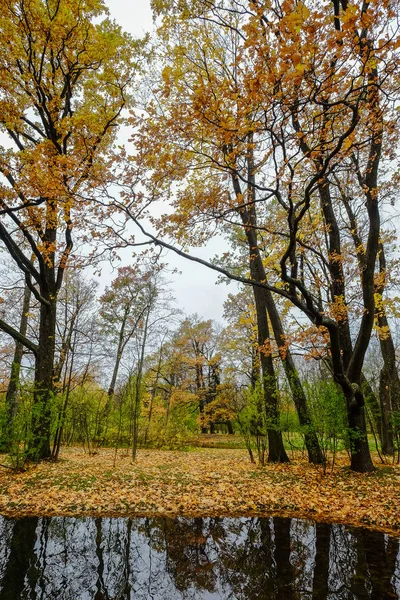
[231,159,288,463]
[96,310,129,444]
[4,282,31,449]
[252,283,289,463]
[263,288,323,464]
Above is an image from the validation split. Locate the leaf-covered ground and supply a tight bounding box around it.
[0,447,399,534]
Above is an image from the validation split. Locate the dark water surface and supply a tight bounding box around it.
[0,515,399,599]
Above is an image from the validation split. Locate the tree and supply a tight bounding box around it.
[128,274,160,461]
[221,290,260,389]
[142,326,199,438]
[0,0,143,458]
[0,256,37,451]
[99,266,155,430]
[123,0,400,471]
[3,281,31,450]
[51,271,99,459]
[172,316,226,434]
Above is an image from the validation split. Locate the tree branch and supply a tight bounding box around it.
[0,318,38,356]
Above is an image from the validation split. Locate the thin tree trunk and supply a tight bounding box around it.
[376,309,400,455]
[100,315,128,442]
[144,337,165,444]
[132,306,151,462]
[361,373,383,445]
[4,282,31,448]
[52,329,77,460]
[379,364,394,455]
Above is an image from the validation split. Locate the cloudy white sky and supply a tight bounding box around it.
[101,0,237,323]
[106,0,154,37]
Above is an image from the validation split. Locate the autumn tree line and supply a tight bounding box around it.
[0,0,400,472]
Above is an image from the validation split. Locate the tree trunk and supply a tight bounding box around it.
[274,517,295,599]
[30,299,57,460]
[318,180,375,472]
[377,311,400,455]
[362,529,399,599]
[361,373,383,445]
[232,159,288,463]
[132,305,151,462]
[373,240,400,454]
[312,523,330,600]
[52,328,77,460]
[94,518,108,600]
[196,365,209,434]
[144,339,165,444]
[131,376,141,462]
[263,288,323,464]
[96,317,128,446]
[345,389,375,472]
[379,365,394,455]
[3,283,31,448]
[0,517,39,599]
[253,284,289,463]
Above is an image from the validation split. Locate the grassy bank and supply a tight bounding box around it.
[0,446,399,535]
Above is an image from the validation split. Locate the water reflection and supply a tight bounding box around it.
[0,514,398,599]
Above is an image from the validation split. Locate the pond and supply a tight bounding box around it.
[0,515,399,599]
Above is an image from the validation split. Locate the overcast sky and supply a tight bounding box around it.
[106,0,154,37]
[102,0,237,323]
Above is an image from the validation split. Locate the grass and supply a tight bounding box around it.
[0,445,398,536]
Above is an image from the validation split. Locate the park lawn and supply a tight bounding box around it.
[0,446,399,535]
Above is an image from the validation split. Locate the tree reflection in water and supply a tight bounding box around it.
[0,515,398,599]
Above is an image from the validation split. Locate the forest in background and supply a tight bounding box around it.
[1,0,400,474]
